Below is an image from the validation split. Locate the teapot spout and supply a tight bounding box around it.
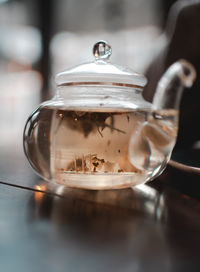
[152,60,196,110]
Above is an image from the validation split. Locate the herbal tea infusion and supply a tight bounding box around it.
[24,106,178,189]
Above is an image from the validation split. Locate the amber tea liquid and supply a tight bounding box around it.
[24,106,178,189]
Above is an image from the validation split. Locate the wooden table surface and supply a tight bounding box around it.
[0,146,200,272]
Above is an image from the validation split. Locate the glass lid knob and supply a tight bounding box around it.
[93,40,112,61]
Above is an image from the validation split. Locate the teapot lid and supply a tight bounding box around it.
[55,41,147,89]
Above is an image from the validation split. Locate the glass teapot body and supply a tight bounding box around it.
[23,41,179,189]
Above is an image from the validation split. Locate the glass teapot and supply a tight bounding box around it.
[23,41,196,189]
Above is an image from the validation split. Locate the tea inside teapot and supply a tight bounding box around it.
[24,105,178,189]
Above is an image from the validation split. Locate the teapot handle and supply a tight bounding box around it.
[152,60,196,110]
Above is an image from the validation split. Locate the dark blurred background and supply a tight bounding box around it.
[0,0,185,152]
